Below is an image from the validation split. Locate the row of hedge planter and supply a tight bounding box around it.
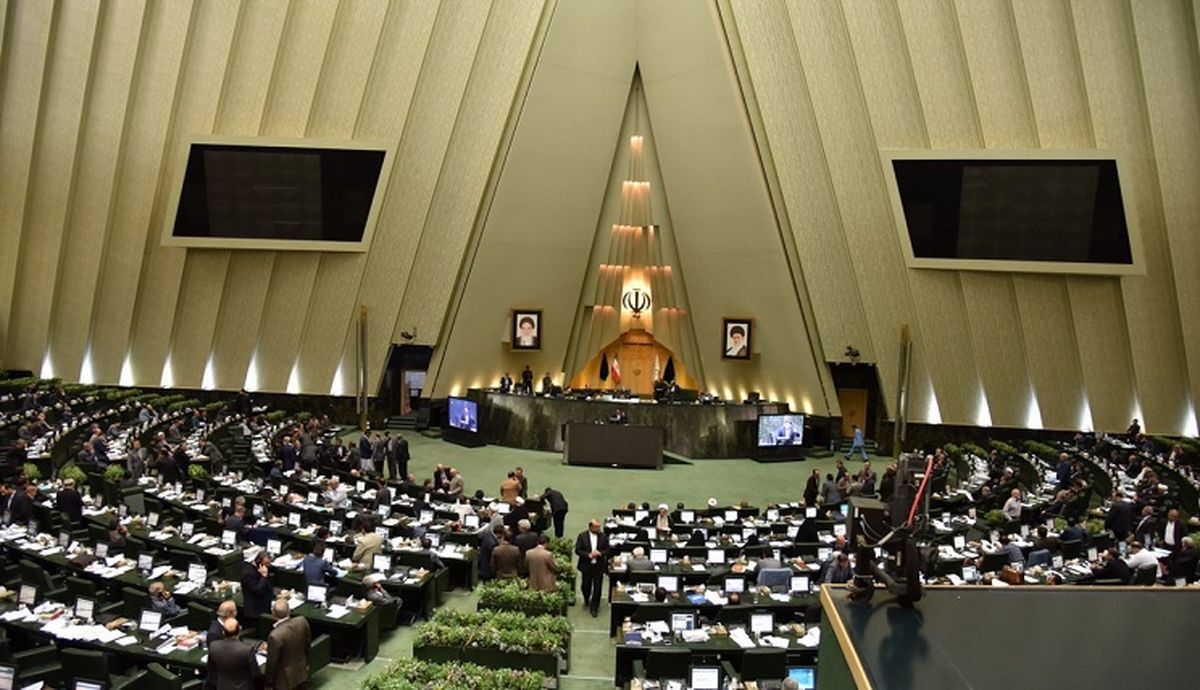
[476,578,574,618]
[363,657,546,690]
[413,609,572,679]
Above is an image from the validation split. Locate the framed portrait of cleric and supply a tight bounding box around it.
[722,318,752,360]
[511,310,542,351]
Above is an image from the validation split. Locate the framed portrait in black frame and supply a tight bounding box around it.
[722,318,752,360]
[512,310,542,351]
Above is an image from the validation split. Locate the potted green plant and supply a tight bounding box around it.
[982,510,1007,528]
[22,463,42,482]
[60,464,88,485]
[363,658,545,690]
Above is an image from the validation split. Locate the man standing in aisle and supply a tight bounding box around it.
[542,486,569,538]
[575,519,609,617]
[265,599,311,690]
[846,425,868,460]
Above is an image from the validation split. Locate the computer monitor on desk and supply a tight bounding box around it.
[307,585,327,605]
[657,575,679,593]
[690,665,722,690]
[787,666,817,690]
[0,665,15,690]
[650,548,668,564]
[670,612,695,632]
[750,611,774,635]
[139,609,162,634]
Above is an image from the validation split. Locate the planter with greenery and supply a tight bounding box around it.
[413,609,571,677]
[187,463,210,486]
[476,578,572,617]
[982,510,1007,528]
[363,658,545,690]
[22,463,42,482]
[60,464,88,486]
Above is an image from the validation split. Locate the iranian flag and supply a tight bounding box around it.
[611,355,622,384]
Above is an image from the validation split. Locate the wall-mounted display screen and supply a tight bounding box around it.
[164,138,392,251]
[883,152,1141,275]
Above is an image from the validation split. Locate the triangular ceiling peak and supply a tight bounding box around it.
[563,66,703,394]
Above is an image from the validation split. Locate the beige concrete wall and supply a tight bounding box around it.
[2,0,1197,435]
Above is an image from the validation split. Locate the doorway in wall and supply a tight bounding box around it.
[380,344,433,416]
[828,363,884,444]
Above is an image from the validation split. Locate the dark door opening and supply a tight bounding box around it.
[828,363,885,444]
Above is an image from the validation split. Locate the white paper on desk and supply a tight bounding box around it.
[645,620,670,635]
[798,627,821,648]
[769,593,790,602]
[170,625,188,636]
[691,564,705,572]
[19,681,43,690]
[729,629,756,649]
[287,596,304,610]
[149,565,171,580]
[114,636,138,647]
[761,635,789,649]
[704,591,727,606]
[681,630,709,643]
[629,592,650,603]
[326,605,350,619]
[39,546,62,557]
[1,608,32,622]
[946,574,963,586]
[96,627,124,643]
[188,534,205,544]
[156,643,178,655]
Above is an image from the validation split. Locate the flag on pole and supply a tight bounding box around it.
[611,355,622,384]
[653,353,661,382]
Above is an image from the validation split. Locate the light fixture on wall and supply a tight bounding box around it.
[622,288,651,318]
[399,327,417,342]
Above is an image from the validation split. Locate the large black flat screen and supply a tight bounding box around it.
[172,144,385,243]
[892,159,1132,264]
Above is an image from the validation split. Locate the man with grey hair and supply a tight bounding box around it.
[265,598,310,690]
[513,518,540,570]
[627,546,653,572]
[363,573,402,625]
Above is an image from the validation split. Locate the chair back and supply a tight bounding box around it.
[758,567,792,590]
[740,648,787,681]
[187,601,212,633]
[1025,549,1051,569]
[1133,567,1157,586]
[1061,540,1084,560]
[644,647,692,680]
[145,662,182,690]
[61,648,108,683]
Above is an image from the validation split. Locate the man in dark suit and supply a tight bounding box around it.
[1161,508,1186,553]
[56,478,84,526]
[207,600,238,644]
[393,434,410,480]
[575,519,609,617]
[1105,495,1134,541]
[209,616,262,690]
[477,525,499,581]
[1169,537,1199,584]
[265,600,311,690]
[241,553,274,625]
[278,437,298,473]
[1091,548,1132,584]
[1133,506,1157,547]
[542,487,569,538]
[512,520,539,569]
[8,483,36,526]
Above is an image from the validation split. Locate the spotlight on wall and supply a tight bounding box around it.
[844,345,861,364]
[400,327,418,342]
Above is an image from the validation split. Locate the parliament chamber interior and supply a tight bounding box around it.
[1,1,1198,689]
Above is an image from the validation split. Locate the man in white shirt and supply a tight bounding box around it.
[1124,541,1159,574]
[1002,489,1023,521]
[323,477,349,510]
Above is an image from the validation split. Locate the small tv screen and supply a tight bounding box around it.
[757,414,804,447]
[171,142,386,246]
[448,397,478,433]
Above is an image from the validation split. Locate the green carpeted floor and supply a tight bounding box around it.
[310,433,886,689]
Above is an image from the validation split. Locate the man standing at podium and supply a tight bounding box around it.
[575,519,610,617]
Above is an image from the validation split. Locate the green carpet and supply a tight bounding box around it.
[311,432,887,689]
